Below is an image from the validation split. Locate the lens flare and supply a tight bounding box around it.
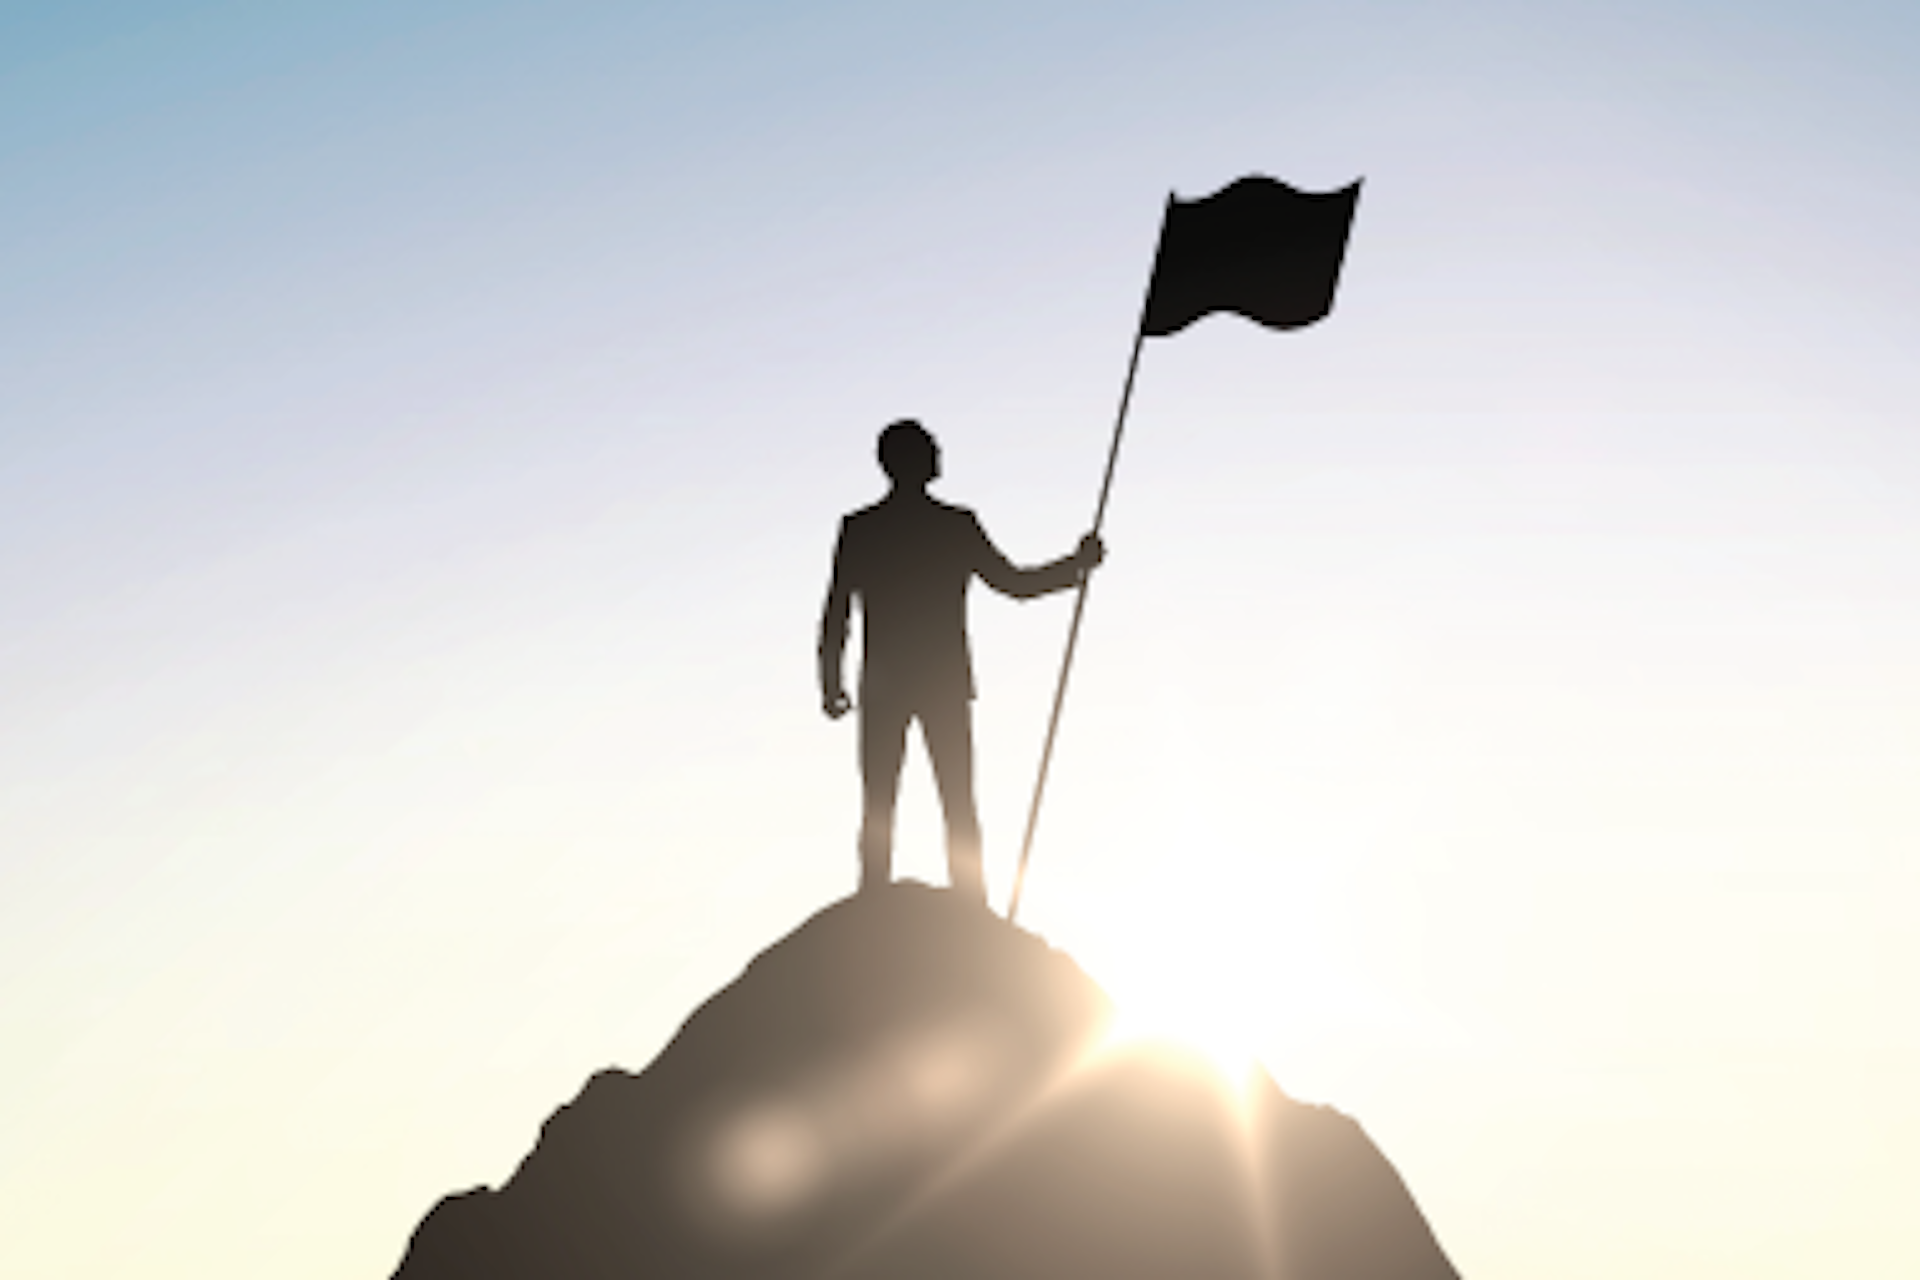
[708,1104,824,1220]
[694,1014,1017,1233]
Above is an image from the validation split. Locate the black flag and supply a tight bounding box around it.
[1139,176,1361,337]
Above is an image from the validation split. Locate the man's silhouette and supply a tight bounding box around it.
[820,420,1103,906]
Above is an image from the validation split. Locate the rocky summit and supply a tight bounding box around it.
[394,882,1459,1280]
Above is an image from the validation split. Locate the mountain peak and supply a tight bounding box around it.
[394,882,1458,1279]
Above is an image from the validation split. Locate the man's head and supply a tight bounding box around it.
[877,419,940,490]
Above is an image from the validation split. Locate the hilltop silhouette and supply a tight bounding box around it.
[393,884,1458,1279]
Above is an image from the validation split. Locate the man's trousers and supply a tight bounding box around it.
[857,692,984,903]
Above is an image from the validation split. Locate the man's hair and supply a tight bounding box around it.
[877,419,936,482]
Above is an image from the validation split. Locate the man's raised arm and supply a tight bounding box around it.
[975,523,1106,600]
[818,523,855,719]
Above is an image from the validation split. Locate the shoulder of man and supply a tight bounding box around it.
[838,501,889,539]
[926,498,983,528]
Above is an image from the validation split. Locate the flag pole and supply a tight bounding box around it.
[1006,213,1164,924]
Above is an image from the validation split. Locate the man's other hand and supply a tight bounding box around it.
[823,689,853,719]
[1075,533,1106,572]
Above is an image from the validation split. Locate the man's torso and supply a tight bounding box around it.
[837,497,989,704]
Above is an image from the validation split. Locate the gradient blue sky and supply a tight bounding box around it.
[4,2,1919,1277]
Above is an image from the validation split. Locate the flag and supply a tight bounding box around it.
[1005,173,1362,923]
[1139,176,1361,337]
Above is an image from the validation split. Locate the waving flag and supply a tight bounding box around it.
[1140,176,1361,337]
[1008,172,1363,922]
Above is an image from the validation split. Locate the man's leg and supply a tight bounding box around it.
[857,695,912,893]
[921,696,986,905]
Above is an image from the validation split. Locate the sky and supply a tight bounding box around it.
[3,1,1918,1276]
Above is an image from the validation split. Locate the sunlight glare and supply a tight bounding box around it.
[1039,840,1377,1099]
[1103,970,1263,1087]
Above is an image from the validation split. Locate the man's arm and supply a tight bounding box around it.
[974,521,1105,599]
[818,523,855,718]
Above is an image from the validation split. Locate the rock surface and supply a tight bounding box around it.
[394,883,1460,1279]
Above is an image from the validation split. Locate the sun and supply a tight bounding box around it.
[1032,848,1361,1094]
[1061,898,1277,1088]
[1099,964,1263,1085]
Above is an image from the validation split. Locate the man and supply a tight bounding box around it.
[819,419,1104,906]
